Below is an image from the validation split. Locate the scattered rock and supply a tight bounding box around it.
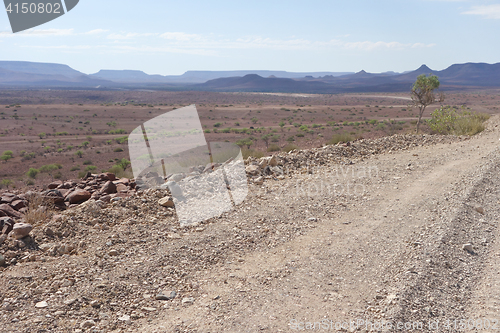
[35,301,48,308]
[66,189,91,204]
[141,307,157,312]
[118,314,131,322]
[11,223,33,240]
[41,190,65,204]
[156,290,177,300]
[47,181,63,189]
[253,177,264,185]
[0,254,5,266]
[0,204,23,219]
[463,243,474,252]
[158,196,175,207]
[80,320,96,328]
[474,206,485,214]
[245,165,260,176]
[182,297,195,305]
[108,249,119,256]
[100,181,117,194]
[0,216,14,235]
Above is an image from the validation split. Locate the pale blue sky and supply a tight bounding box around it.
[0,0,499,75]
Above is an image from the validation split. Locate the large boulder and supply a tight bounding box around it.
[47,180,63,189]
[0,204,23,219]
[11,222,33,239]
[0,216,14,235]
[11,200,26,211]
[100,181,117,194]
[0,194,17,204]
[42,189,65,204]
[245,165,260,176]
[66,189,91,204]
[116,184,128,193]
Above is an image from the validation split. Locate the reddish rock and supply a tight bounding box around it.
[0,210,6,217]
[115,178,130,185]
[11,223,32,239]
[98,173,110,181]
[47,180,63,189]
[58,188,71,198]
[91,192,100,200]
[100,181,117,194]
[57,182,74,189]
[106,173,116,181]
[0,216,14,235]
[0,196,16,204]
[11,200,26,211]
[42,190,65,204]
[0,204,23,218]
[115,192,130,199]
[116,184,128,193]
[66,189,91,204]
[100,195,111,203]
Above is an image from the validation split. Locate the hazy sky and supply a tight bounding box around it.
[0,0,499,75]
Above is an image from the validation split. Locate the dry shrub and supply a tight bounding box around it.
[327,133,353,145]
[241,148,265,159]
[267,144,281,152]
[282,144,299,153]
[24,192,54,226]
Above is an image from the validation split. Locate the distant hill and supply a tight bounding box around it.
[0,61,112,88]
[0,61,85,78]
[90,69,354,84]
[1,60,500,91]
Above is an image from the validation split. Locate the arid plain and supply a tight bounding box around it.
[0,89,499,190]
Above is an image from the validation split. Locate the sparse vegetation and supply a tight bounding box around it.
[327,133,353,145]
[428,105,490,136]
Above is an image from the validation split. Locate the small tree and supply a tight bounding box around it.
[261,134,271,149]
[75,150,83,158]
[411,74,444,133]
[236,139,253,149]
[117,158,131,171]
[1,179,12,188]
[279,121,285,131]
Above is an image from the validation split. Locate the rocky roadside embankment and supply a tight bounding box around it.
[0,131,469,332]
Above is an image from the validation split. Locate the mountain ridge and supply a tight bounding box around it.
[0,61,500,92]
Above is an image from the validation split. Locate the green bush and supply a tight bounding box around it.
[428,105,490,136]
[83,160,92,165]
[115,136,128,144]
[39,164,62,173]
[70,166,80,171]
[27,168,39,179]
[114,147,124,152]
[85,165,97,172]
